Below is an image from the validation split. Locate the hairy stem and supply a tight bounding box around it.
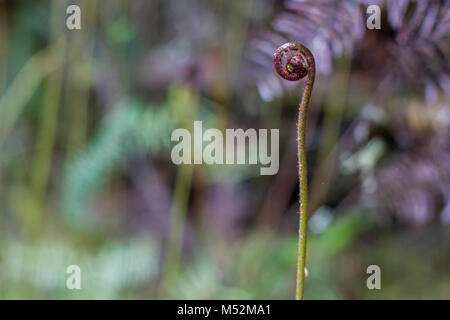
[273,42,315,299]
[296,56,315,299]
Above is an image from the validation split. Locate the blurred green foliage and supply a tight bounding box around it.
[0,0,449,300]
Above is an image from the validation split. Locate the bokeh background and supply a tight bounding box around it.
[0,0,449,299]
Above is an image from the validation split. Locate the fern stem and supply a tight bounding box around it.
[273,42,315,300]
[296,60,314,299]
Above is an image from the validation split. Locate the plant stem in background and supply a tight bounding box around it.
[273,42,315,300]
[0,39,66,151]
[159,86,198,298]
[28,0,68,236]
[66,0,97,156]
[0,2,8,93]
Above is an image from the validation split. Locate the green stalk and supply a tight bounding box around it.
[28,0,67,236]
[159,85,197,298]
[273,42,315,299]
[296,60,315,300]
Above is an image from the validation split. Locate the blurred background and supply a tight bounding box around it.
[0,0,449,299]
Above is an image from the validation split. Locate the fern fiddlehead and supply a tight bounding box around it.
[273,42,315,300]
